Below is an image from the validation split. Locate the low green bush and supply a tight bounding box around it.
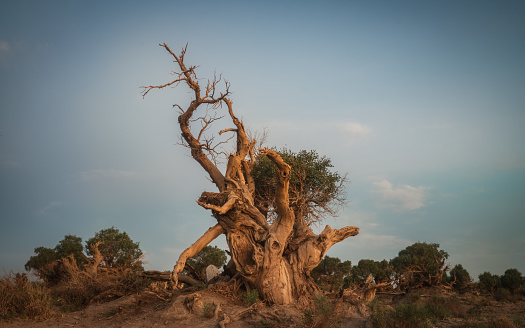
[242,289,259,306]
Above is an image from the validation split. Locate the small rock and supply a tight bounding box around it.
[206,265,220,283]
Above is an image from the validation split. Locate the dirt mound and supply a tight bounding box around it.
[0,284,370,328]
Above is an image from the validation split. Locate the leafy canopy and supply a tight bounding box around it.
[478,271,501,293]
[448,264,471,291]
[348,259,390,286]
[311,255,352,291]
[501,268,523,291]
[25,234,85,272]
[85,227,143,270]
[390,242,449,288]
[252,148,347,225]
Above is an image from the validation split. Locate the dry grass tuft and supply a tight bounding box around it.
[0,272,55,322]
[50,269,151,311]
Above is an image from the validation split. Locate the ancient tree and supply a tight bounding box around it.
[142,43,359,305]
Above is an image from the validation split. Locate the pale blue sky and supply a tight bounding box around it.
[1,0,524,279]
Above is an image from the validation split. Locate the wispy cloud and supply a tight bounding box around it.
[336,121,371,145]
[0,40,13,66]
[353,233,412,251]
[0,153,19,168]
[161,247,183,255]
[37,201,62,215]
[373,178,426,211]
[0,40,11,54]
[76,169,137,181]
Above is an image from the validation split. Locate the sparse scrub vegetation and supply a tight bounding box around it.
[0,273,55,322]
[300,294,339,328]
[1,227,153,322]
[3,232,524,326]
[370,292,473,328]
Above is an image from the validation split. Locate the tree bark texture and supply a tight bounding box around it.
[142,43,359,304]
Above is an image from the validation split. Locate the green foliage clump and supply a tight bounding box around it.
[25,235,85,272]
[311,255,351,292]
[85,227,143,270]
[54,235,85,266]
[477,268,523,299]
[500,268,523,292]
[346,259,390,287]
[26,228,145,274]
[185,245,227,281]
[202,302,215,318]
[390,242,449,289]
[478,271,502,294]
[252,148,346,225]
[448,264,472,291]
[242,289,259,306]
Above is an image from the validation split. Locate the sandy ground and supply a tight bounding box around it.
[2,286,524,328]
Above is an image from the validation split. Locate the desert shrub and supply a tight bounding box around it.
[394,303,432,327]
[300,294,338,328]
[501,268,523,292]
[85,227,144,270]
[494,288,513,302]
[0,273,54,322]
[478,271,501,294]
[369,299,392,328]
[449,264,472,291]
[50,269,151,311]
[202,302,215,318]
[120,270,152,293]
[390,242,449,289]
[370,295,458,328]
[50,273,106,310]
[426,296,465,319]
[437,297,468,318]
[25,235,86,273]
[242,289,259,306]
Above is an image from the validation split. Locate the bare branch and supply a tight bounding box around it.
[171,224,225,287]
[197,192,238,215]
[141,72,189,97]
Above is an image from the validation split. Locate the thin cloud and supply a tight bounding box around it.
[373,178,426,211]
[0,153,19,168]
[37,201,62,215]
[353,233,412,251]
[0,40,13,66]
[161,247,183,255]
[338,121,371,144]
[0,40,11,53]
[76,169,137,181]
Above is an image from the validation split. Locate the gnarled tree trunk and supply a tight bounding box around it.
[142,43,359,304]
